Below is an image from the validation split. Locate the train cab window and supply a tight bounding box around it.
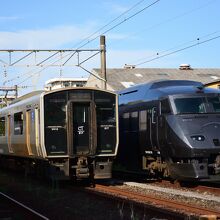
[44,92,67,155]
[44,93,67,126]
[14,112,23,135]
[174,97,205,114]
[94,91,117,154]
[69,91,91,100]
[161,99,171,114]
[174,96,220,114]
[95,101,115,124]
[207,96,220,112]
[139,110,147,131]
[0,117,6,136]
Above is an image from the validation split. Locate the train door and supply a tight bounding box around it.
[68,101,96,156]
[26,110,33,155]
[149,106,159,150]
[35,108,41,156]
[158,98,171,150]
[7,115,13,153]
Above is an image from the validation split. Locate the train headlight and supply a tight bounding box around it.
[191,135,205,141]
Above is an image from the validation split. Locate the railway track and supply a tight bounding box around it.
[195,185,220,196]
[85,183,220,219]
[113,170,220,196]
[152,179,220,196]
[0,192,49,220]
[1,167,219,219]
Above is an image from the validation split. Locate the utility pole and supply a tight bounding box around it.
[100,35,107,90]
[14,85,18,98]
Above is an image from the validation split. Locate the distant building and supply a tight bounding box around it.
[86,65,220,91]
[0,95,16,108]
[44,78,88,91]
[0,86,18,108]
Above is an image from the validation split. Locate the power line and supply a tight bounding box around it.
[72,0,161,51]
[124,0,217,47]
[132,30,220,64]
[135,34,220,66]
[6,0,161,86]
[72,0,147,49]
[103,0,160,35]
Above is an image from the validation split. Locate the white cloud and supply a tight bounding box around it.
[103,2,129,14]
[0,24,97,49]
[0,16,19,21]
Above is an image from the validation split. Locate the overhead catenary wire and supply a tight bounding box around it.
[72,0,147,49]
[16,52,103,86]
[1,0,218,89]
[135,34,220,66]
[120,0,217,50]
[47,0,156,65]
[9,0,161,86]
[2,51,76,85]
[75,0,160,51]
[132,30,220,64]
[3,0,161,86]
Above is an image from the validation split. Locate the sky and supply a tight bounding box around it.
[0,0,220,95]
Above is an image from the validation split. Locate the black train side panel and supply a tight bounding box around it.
[116,80,220,181]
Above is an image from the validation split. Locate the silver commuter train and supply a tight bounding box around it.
[0,87,119,180]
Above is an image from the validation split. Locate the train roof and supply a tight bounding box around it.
[0,87,117,113]
[8,86,116,106]
[9,90,44,105]
[118,80,220,105]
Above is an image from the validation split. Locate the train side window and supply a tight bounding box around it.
[14,112,24,135]
[131,111,138,131]
[131,111,138,118]
[139,110,147,131]
[0,117,6,136]
[123,113,129,131]
[161,99,171,114]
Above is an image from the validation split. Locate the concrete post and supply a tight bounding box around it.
[100,35,107,90]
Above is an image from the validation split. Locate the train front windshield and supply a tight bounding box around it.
[174,95,220,114]
[95,93,117,154]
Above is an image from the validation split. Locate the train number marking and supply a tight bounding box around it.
[77,126,85,135]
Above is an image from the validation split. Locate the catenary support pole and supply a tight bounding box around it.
[100,35,107,90]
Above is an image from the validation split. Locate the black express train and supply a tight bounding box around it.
[117,80,220,181]
[0,87,119,180]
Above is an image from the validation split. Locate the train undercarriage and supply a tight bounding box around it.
[142,153,220,181]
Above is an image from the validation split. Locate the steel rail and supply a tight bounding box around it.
[91,184,220,218]
[0,192,49,220]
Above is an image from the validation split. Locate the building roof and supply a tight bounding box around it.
[45,77,88,85]
[91,68,220,91]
